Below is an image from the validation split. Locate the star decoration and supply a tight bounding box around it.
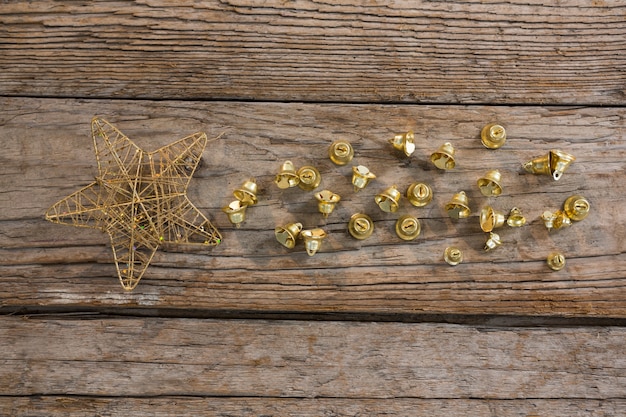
[45,118,222,290]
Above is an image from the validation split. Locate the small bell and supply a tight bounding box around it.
[523,150,575,181]
[484,232,502,251]
[477,169,503,197]
[406,182,433,207]
[479,206,506,233]
[315,190,341,217]
[541,210,571,231]
[275,222,303,249]
[297,166,322,191]
[222,200,247,228]
[507,207,527,227]
[348,213,374,240]
[563,195,590,222]
[547,252,566,271]
[352,165,376,192]
[233,178,258,206]
[445,191,471,219]
[375,185,401,213]
[328,140,354,165]
[480,123,506,149]
[430,142,456,170]
[444,246,463,266]
[274,160,300,189]
[395,215,421,241]
[300,228,327,256]
[389,131,416,157]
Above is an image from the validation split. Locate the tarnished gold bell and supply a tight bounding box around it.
[352,165,376,192]
[300,228,327,256]
[389,131,416,157]
[375,185,401,213]
[395,215,421,241]
[275,222,303,249]
[430,142,456,170]
[406,182,433,207]
[233,178,258,206]
[477,169,503,197]
[274,160,300,189]
[297,166,322,191]
[315,190,341,217]
[563,195,590,222]
[484,232,502,251]
[445,191,471,219]
[348,213,374,240]
[444,246,463,266]
[329,140,354,165]
[222,200,248,228]
[507,207,526,227]
[479,206,506,233]
[523,150,575,181]
[547,252,566,271]
[481,123,506,149]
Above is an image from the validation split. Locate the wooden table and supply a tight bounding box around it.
[1,1,625,415]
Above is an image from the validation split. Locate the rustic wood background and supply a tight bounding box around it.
[1,1,625,415]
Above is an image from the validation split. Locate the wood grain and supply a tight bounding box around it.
[1,0,624,105]
[1,97,624,317]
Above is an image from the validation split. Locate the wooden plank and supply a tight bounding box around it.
[2,316,625,400]
[1,0,624,105]
[3,396,625,417]
[1,97,625,317]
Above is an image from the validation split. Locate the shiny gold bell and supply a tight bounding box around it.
[222,200,248,228]
[547,252,566,271]
[430,142,456,170]
[297,166,322,191]
[541,210,571,231]
[375,185,401,213]
[445,191,471,219]
[315,190,341,217]
[275,222,303,249]
[389,131,416,157]
[563,195,590,222]
[348,213,374,240]
[507,207,526,227]
[481,123,506,149]
[484,232,502,251]
[479,206,506,233]
[300,228,327,256]
[406,182,433,207]
[444,246,463,266]
[329,140,354,165]
[477,169,503,197]
[523,150,576,181]
[352,165,376,192]
[233,178,258,206]
[395,215,421,241]
[274,160,300,189]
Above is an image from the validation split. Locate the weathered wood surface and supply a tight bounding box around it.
[1,97,624,317]
[1,316,625,415]
[1,0,625,105]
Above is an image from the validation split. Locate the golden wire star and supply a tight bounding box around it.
[45,118,222,290]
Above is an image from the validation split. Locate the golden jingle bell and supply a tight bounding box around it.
[523,149,576,181]
[315,190,341,217]
[329,140,354,165]
[395,215,421,241]
[477,169,503,197]
[274,160,300,189]
[300,228,327,256]
[445,191,471,219]
[375,185,401,213]
[507,207,526,227]
[222,200,248,228]
[547,252,566,271]
[389,131,416,157]
[352,165,376,192]
[564,195,590,222]
[444,246,463,266]
[430,142,456,170]
[406,182,433,207]
[233,178,258,206]
[484,232,502,251]
[481,123,506,149]
[348,213,374,240]
[479,206,506,233]
[275,222,303,249]
[297,166,322,191]
[541,210,571,231]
